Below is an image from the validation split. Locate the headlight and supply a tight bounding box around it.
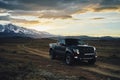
[94,47,96,51]
[73,49,80,54]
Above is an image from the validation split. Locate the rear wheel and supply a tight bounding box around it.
[65,53,74,65]
[49,50,56,59]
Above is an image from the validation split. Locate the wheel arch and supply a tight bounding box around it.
[49,48,53,51]
[65,51,72,58]
[49,48,54,55]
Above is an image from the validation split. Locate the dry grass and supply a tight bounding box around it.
[0,38,120,80]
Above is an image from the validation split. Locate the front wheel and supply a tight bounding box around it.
[65,53,74,65]
[49,50,56,60]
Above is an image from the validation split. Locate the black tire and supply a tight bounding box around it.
[65,53,74,65]
[49,50,56,60]
[88,59,96,65]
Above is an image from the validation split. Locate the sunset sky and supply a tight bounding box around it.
[0,0,120,37]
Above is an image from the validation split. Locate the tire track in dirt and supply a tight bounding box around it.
[19,45,49,58]
[79,66,120,79]
[19,45,120,79]
[96,62,120,71]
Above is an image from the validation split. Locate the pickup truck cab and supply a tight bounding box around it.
[49,38,97,65]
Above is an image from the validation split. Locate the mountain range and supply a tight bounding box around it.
[0,24,55,38]
[0,24,119,40]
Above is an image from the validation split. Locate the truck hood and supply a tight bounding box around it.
[77,45,94,48]
[68,45,94,49]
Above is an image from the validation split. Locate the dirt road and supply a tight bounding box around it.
[19,45,120,80]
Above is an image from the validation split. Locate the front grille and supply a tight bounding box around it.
[79,47,94,53]
[84,55,95,58]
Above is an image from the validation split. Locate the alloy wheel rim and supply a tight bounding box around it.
[66,55,70,64]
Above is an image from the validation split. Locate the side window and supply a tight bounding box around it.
[58,39,65,45]
[58,39,61,45]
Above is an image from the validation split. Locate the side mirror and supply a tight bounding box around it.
[60,43,65,46]
[86,43,88,45]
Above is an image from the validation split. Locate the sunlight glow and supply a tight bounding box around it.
[29,26,51,31]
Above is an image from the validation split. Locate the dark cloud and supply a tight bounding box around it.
[8,10,72,19]
[18,0,58,6]
[101,0,120,6]
[0,13,40,24]
[0,0,28,10]
[15,0,89,6]
[91,17,105,20]
[0,0,120,20]
[8,10,40,16]
[0,15,10,20]
[0,0,90,10]
[0,0,119,11]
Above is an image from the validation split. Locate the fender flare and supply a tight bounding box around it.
[65,48,73,58]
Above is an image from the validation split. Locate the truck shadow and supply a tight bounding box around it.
[54,57,96,67]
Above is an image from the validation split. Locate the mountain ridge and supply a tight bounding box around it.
[0,24,119,40]
[0,24,55,38]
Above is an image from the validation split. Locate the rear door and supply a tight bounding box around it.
[58,39,66,56]
[54,40,60,55]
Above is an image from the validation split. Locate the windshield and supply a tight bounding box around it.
[65,39,85,45]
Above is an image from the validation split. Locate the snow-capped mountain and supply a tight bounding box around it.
[0,24,55,38]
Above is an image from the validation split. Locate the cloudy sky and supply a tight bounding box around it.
[0,0,120,37]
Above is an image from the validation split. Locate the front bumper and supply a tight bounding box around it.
[74,53,97,60]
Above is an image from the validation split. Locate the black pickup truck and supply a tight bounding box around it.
[49,38,97,65]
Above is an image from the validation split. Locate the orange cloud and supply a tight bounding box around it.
[11,18,40,24]
[74,4,120,14]
[39,15,72,19]
[9,10,72,19]
[93,6,120,12]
